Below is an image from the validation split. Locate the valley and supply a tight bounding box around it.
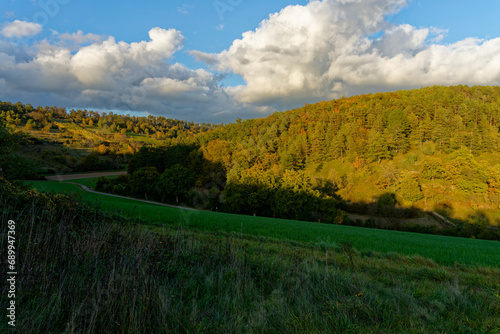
[2,85,500,332]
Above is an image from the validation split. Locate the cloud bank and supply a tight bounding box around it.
[0,25,233,122]
[195,0,500,109]
[1,0,500,122]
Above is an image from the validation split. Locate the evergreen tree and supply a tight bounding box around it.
[367,129,391,164]
[386,108,410,154]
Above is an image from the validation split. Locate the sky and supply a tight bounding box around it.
[1,0,500,123]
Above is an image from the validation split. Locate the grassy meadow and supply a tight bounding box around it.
[1,178,499,333]
[29,180,500,268]
[63,175,121,189]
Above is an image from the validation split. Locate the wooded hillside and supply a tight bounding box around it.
[3,85,500,236]
[198,85,500,169]
[184,85,500,232]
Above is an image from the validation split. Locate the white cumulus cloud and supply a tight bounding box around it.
[57,30,105,47]
[194,0,500,110]
[1,20,42,38]
[2,0,500,123]
[197,0,408,106]
[0,27,235,122]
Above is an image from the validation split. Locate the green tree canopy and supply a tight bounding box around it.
[157,164,195,203]
[396,175,424,203]
[130,167,160,200]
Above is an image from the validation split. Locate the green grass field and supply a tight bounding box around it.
[5,177,499,333]
[29,181,500,268]
[65,175,120,189]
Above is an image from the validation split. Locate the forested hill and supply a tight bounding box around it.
[198,85,500,170]
[3,85,500,235]
[179,85,500,232]
[0,100,218,176]
[116,85,500,234]
[0,101,218,139]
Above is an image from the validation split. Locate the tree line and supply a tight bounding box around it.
[0,101,217,138]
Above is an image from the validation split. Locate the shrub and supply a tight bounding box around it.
[420,157,445,180]
[422,141,436,156]
[378,192,397,207]
[406,153,417,165]
[397,175,424,203]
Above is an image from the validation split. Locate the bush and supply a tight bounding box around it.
[365,219,377,228]
[406,153,417,165]
[75,153,122,172]
[0,152,43,180]
[96,175,130,195]
[378,192,397,207]
[51,155,67,164]
[96,176,111,192]
[397,175,424,203]
[422,141,436,156]
[420,157,445,180]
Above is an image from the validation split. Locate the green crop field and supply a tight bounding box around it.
[29,180,500,268]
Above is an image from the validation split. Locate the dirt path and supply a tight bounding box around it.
[64,182,199,211]
[46,171,127,181]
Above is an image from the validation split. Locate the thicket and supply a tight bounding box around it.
[0,120,43,180]
[97,146,344,223]
[96,144,218,204]
[224,166,344,223]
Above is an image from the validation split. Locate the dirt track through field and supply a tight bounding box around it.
[63,182,199,211]
[46,171,127,181]
[45,171,452,228]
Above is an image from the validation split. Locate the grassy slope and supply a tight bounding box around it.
[29,181,500,268]
[3,179,500,333]
[64,175,120,188]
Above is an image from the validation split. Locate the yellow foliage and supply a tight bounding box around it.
[97,144,109,155]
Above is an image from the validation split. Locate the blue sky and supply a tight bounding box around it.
[1,0,500,122]
[394,1,500,42]
[3,0,312,85]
